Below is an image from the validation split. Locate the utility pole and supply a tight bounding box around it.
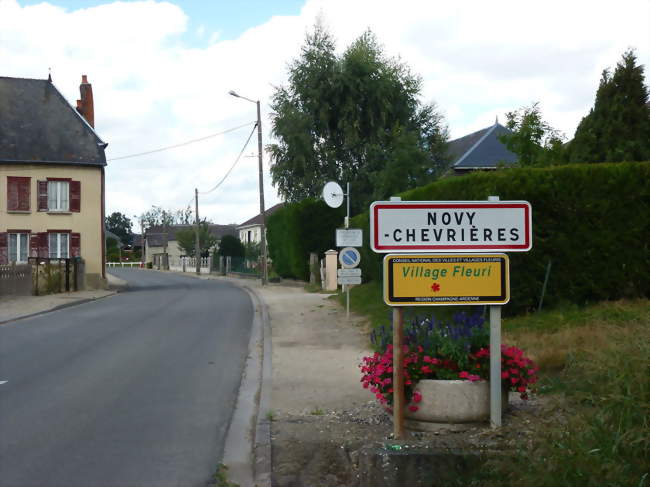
[195,188,201,275]
[256,100,268,285]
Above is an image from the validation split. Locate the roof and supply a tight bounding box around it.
[238,202,284,228]
[145,224,237,247]
[449,122,518,170]
[0,76,107,166]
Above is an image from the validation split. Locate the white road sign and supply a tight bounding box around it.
[370,201,532,253]
[338,276,362,285]
[336,228,363,247]
[338,268,362,277]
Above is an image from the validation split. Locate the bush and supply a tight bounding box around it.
[351,162,650,313]
[266,198,344,279]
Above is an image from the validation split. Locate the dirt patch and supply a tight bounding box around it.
[258,283,560,486]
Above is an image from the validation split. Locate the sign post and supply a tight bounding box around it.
[371,197,532,435]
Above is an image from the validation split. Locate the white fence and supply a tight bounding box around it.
[106,262,142,268]
[169,256,211,274]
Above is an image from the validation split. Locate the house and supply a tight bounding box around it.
[449,119,518,174]
[237,202,284,245]
[0,74,108,288]
[144,223,237,265]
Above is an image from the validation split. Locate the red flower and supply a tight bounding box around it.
[431,283,441,292]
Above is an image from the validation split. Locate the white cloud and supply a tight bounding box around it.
[1,0,648,225]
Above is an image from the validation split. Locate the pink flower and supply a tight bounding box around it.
[413,391,422,403]
[408,405,419,412]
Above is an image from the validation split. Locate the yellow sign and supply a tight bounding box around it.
[383,254,509,306]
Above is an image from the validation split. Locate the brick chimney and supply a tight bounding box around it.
[76,74,95,128]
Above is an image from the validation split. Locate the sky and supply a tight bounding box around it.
[2,0,649,227]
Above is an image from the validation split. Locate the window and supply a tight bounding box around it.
[48,181,69,211]
[9,233,29,263]
[48,233,69,258]
[6,177,31,212]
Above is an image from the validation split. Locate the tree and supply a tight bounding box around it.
[140,205,193,229]
[175,221,217,257]
[218,235,245,258]
[269,25,449,214]
[499,103,565,167]
[568,49,650,163]
[105,212,133,245]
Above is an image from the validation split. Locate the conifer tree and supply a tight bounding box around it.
[569,49,650,163]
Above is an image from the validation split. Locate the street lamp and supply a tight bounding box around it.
[229,90,267,285]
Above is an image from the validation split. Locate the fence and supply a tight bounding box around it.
[0,263,32,296]
[106,262,142,268]
[29,257,84,295]
[229,256,260,277]
[169,256,211,274]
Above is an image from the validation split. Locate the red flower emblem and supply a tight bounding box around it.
[431,283,441,292]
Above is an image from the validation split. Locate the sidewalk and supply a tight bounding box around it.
[0,273,123,324]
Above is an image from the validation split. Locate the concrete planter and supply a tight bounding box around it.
[405,379,507,430]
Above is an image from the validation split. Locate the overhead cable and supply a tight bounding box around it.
[107,121,255,161]
[199,124,257,195]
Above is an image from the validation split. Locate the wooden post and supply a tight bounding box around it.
[195,188,201,275]
[392,306,405,439]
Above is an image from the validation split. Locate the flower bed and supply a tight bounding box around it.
[360,312,538,413]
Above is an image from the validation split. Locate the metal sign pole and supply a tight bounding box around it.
[392,306,405,439]
[346,182,350,320]
[490,305,502,428]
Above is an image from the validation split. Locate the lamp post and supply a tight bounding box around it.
[229,90,267,285]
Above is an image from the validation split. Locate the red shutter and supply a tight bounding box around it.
[70,181,81,212]
[30,233,39,258]
[71,233,81,257]
[0,233,7,265]
[38,232,49,258]
[7,177,30,211]
[7,177,19,210]
[38,180,48,211]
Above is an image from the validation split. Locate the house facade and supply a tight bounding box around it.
[0,75,107,288]
[144,223,237,265]
[237,202,284,245]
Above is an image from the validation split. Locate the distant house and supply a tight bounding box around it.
[237,202,284,245]
[0,74,108,288]
[144,223,237,264]
[448,120,518,174]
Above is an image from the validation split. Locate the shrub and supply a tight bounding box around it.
[351,162,650,313]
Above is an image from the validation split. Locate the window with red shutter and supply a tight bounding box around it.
[37,181,48,211]
[7,177,31,212]
[70,181,81,212]
[30,233,39,258]
[0,233,7,265]
[37,232,49,258]
[71,233,81,257]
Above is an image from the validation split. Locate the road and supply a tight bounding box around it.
[0,269,254,487]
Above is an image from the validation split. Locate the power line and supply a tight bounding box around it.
[199,124,257,195]
[107,121,255,161]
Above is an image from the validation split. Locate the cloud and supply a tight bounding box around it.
[1,0,648,225]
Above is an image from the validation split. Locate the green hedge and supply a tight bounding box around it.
[267,198,345,279]
[351,162,650,314]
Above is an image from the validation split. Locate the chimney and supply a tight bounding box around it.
[76,74,95,128]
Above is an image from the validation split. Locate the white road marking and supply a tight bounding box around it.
[0,381,8,385]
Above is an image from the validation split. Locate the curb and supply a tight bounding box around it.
[0,291,117,326]
[220,280,272,487]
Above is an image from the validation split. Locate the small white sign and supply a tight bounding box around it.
[338,268,362,277]
[338,276,362,285]
[339,247,361,268]
[336,228,363,247]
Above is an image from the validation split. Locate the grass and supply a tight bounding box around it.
[310,407,324,415]
[483,299,650,486]
[207,464,239,487]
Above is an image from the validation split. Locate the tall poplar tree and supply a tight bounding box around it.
[269,24,449,214]
[568,49,650,163]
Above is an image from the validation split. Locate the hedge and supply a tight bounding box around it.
[267,198,345,280]
[351,162,650,314]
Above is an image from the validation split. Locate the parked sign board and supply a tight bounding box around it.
[338,276,362,285]
[370,201,532,253]
[383,254,509,306]
[339,247,361,268]
[336,228,363,247]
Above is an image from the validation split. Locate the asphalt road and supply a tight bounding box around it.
[0,269,254,487]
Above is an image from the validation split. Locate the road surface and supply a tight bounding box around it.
[0,269,253,487]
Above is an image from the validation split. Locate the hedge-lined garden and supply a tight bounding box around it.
[267,162,649,314]
[351,162,650,313]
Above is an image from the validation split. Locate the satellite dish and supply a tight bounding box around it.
[323,181,344,208]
